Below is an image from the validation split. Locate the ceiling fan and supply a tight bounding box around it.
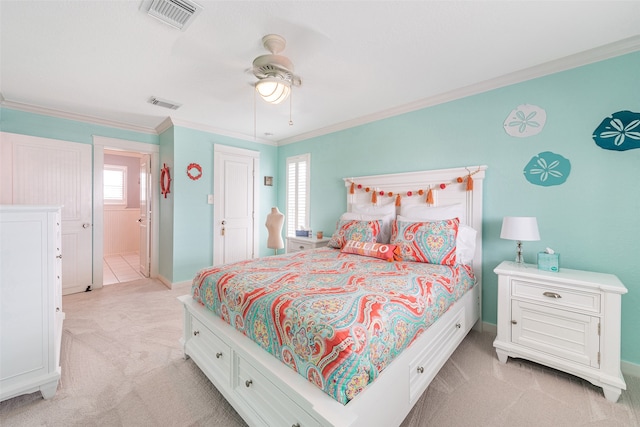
[251,34,302,104]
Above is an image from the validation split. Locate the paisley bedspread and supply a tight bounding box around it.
[191,247,475,405]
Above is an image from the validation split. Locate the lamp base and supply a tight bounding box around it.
[514,240,524,264]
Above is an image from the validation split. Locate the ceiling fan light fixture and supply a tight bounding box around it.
[256,77,291,104]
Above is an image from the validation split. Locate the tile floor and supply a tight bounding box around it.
[103,252,144,285]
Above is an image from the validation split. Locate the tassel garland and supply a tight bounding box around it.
[372,190,377,204]
[395,194,401,207]
[350,182,355,194]
[466,174,473,191]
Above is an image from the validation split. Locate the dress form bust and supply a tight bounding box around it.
[266,207,284,253]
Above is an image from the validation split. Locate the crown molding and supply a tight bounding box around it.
[167,117,277,146]
[277,35,640,146]
[0,98,160,135]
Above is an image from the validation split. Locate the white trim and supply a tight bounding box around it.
[622,360,640,379]
[170,118,276,146]
[1,99,158,135]
[93,136,160,289]
[277,35,640,146]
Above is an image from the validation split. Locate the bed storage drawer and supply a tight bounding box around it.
[512,279,600,314]
[235,355,320,427]
[188,316,231,385]
[409,306,466,404]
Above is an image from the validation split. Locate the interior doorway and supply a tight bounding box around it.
[92,136,159,290]
[102,149,147,285]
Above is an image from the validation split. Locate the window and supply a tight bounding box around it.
[286,154,310,237]
[104,165,127,204]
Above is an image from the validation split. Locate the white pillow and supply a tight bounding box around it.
[396,214,476,265]
[344,202,396,244]
[399,203,464,221]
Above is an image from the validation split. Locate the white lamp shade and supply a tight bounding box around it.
[500,216,540,241]
[256,77,291,104]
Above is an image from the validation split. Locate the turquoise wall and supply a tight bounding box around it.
[166,126,278,282]
[277,52,640,365]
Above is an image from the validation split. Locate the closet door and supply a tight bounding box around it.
[0,132,92,295]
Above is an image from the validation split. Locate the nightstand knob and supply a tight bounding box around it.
[511,320,518,325]
[193,330,200,336]
[216,352,223,359]
[417,366,424,374]
[543,291,562,299]
[245,379,253,388]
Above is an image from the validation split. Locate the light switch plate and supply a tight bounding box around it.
[207,194,214,204]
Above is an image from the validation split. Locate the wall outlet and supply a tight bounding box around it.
[207,194,214,204]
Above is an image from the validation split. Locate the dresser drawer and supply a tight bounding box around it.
[409,307,465,404]
[512,279,601,314]
[189,316,231,384]
[235,355,320,427]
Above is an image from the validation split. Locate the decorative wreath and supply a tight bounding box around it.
[161,163,171,198]
[187,163,203,181]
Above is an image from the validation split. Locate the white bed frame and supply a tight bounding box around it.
[179,165,487,427]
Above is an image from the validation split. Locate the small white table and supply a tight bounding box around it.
[286,236,330,253]
[493,261,627,402]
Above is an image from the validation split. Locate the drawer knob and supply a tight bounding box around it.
[245,379,253,388]
[417,366,424,374]
[292,424,301,427]
[511,320,518,325]
[299,245,304,249]
[193,330,200,336]
[455,323,461,329]
[216,352,223,359]
[543,291,562,299]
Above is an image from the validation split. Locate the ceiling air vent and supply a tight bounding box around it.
[148,96,182,110]
[142,0,203,31]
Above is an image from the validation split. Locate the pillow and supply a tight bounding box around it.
[349,202,396,244]
[399,203,464,222]
[341,240,401,262]
[327,220,382,249]
[398,215,476,265]
[391,218,459,265]
[340,212,395,244]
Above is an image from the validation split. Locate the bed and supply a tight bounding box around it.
[179,165,487,427]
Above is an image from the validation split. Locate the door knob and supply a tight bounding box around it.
[82,223,91,229]
[137,218,143,223]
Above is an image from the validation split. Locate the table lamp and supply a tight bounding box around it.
[500,216,540,264]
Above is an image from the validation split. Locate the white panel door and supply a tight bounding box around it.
[213,145,258,266]
[139,154,151,277]
[0,132,93,295]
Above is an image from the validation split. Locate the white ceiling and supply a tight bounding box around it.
[2,1,640,145]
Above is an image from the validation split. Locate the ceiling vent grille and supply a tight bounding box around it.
[142,0,202,31]
[148,96,182,110]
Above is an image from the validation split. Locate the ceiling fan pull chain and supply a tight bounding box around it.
[289,88,293,126]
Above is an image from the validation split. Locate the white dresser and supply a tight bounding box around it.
[0,205,65,402]
[493,261,627,402]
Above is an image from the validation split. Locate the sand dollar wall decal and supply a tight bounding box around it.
[504,104,547,137]
[523,151,571,186]
[592,110,640,151]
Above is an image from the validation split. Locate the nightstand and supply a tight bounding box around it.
[286,236,330,253]
[493,261,627,402]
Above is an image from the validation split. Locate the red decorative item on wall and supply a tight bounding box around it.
[161,163,171,198]
[187,163,202,181]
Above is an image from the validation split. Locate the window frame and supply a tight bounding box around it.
[103,164,127,205]
[285,153,310,237]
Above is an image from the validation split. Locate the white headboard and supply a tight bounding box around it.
[343,165,487,318]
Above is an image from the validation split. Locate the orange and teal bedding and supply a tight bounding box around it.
[191,247,475,404]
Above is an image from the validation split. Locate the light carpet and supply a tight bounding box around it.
[1,278,638,426]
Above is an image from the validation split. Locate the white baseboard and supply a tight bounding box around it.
[157,275,191,290]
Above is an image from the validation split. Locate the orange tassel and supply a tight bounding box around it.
[466,175,473,191]
[395,194,401,207]
[350,182,355,194]
[426,188,434,205]
[372,191,377,204]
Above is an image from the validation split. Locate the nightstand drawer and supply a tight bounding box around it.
[512,279,601,314]
[289,240,314,252]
